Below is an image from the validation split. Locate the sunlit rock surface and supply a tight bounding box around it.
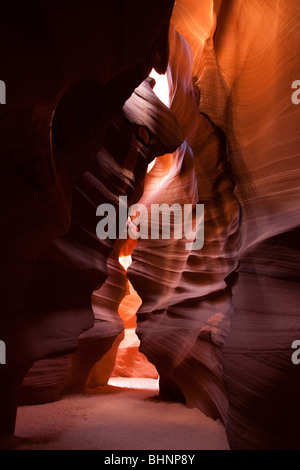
[1,0,300,451]
[111,329,158,380]
[170,0,300,449]
[128,25,240,422]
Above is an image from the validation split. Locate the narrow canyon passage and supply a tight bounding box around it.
[8,254,229,451]
[1,1,300,451]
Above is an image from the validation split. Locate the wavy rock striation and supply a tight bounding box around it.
[128,25,240,421]
[1,0,299,450]
[0,1,175,435]
[171,0,300,449]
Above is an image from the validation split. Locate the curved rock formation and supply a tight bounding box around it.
[170,0,300,449]
[1,0,300,451]
[128,25,240,421]
[0,1,175,435]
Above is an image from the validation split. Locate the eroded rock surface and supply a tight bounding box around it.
[171,0,300,449]
[1,0,299,451]
[0,1,175,435]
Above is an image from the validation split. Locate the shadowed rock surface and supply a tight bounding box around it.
[1,0,300,451]
[0,0,175,435]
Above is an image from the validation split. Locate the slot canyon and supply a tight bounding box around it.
[0,0,300,451]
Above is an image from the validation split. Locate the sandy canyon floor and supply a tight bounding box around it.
[6,378,229,450]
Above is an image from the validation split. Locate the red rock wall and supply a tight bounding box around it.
[0,1,175,435]
[170,0,300,449]
[1,0,300,450]
[128,25,240,421]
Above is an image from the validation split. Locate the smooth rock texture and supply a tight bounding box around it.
[170,0,300,449]
[128,25,240,422]
[1,0,300,451]
[16,78,182,403]
[20,355,74,406]
[0,1,176,435]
